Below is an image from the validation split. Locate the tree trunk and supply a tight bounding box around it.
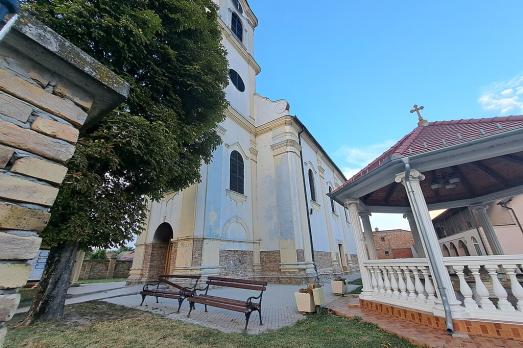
[20,242,79,325]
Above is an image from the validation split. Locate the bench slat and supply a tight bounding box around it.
[206,280,266,291]
[190,297,250,313]
[207,276,267,286]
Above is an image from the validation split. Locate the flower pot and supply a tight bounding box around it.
[294,292,315,313]
[331,280,346,295]
[312,287,325,306]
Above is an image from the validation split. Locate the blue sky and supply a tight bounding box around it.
[249,0,523,229]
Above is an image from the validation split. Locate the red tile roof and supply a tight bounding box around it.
[334,115,523,193]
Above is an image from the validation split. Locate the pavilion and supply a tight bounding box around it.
[330,111,523,340]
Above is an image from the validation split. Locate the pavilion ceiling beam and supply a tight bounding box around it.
[453,165,475,197]
[383,183,397,204]
[471,162,507,188]
[502,154,523,166]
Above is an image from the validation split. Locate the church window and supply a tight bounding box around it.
[308,169,316,202]
[232,0,243,14]
[231,12,243,42]
[230,150,244,194]
[229,69,245,92]
[329,186,335,213]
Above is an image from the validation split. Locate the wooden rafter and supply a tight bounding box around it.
[453,165,475,197]
[472,161,507,188]
[384,183,397,204]
[502,154,523,166]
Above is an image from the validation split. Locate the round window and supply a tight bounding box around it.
[229,69,245,92]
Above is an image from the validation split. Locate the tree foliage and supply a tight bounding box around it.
[26,0,228,249]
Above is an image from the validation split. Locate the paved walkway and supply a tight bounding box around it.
[105,275,361,334]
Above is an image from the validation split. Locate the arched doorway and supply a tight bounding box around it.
[449,242,459,256]
[458,240,470,256]
[145,223,173,280]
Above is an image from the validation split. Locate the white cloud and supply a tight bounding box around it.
[335,140,396,179]
[370,213,410,231]
[479,74,523,114]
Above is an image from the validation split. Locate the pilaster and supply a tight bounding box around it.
[359,211,378,260]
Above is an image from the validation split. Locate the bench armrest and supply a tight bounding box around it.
[142,281,160,291]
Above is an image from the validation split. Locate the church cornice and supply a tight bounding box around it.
[219,19,261,75]
[225,106,256,133]
[255,116,300,136]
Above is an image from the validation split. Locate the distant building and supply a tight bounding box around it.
[372,229,414,259]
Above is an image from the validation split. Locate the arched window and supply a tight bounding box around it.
[308,169,316,202]
[329,186,335,213]
[232,0,243,13]
[442,244,450,257]
[230,150,244,194]
[449,242,459,256]
[458,240,470,256]
[231,12,243,42]
[228,69,245,92]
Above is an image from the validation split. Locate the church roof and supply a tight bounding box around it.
[333,115,523,193]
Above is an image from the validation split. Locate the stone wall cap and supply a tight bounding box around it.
[7,14,130,125]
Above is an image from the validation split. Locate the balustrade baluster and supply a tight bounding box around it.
[453,265,478,310]
[395,267,407,301]
[403,266,416,302]
[388,266,399,298]
[469,265,496,311]
[485,264,515,312]
[377,267,385,295]
[419,266,436,305]
[383,267,392,297]
[505,264,523,312]
[368,266,377,293]
[410,266,426,303]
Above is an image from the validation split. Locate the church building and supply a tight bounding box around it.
[128,0,357,284]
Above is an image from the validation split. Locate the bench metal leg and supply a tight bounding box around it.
[204,304,208,312]
[140,295,146,306]
[187,302,194,318]
[258,308,263,325]
[244,311,252,331]
[177,298,184,313]
[155,296,159,303]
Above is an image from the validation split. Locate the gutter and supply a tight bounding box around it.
[298,128,319,281]
[402,158,454,335]
[0,0,20,42]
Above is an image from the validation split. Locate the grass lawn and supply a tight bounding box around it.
[6,301,415,348]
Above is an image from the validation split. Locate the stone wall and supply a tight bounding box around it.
[79,259,132,280]
[141,243,169,281]
[0,15,128,346]
[260,250,280,273]
[219,250,253,278]
[314,251,333,272]
[372,229,414,259]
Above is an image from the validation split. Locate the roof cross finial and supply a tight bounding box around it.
[410,104,428,126]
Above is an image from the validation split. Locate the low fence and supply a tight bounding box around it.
[79,259,132,280]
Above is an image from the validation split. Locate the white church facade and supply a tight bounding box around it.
[128,0,358,284]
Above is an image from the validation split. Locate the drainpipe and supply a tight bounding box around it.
[298,128,319,282]
[498,198,523,237]
[402,159,454,334]
[0,0,20,42]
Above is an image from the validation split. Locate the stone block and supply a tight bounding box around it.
[12,156,68,184]
[0,232,42,260]
[0,294,20,321]
[0,91,33,122]
[0,69,87,126]
[0,144,13,168]
[31,117,79,143]
[0,263,31,289]
[0,202,50,231]
[53,84,93,111]
[0,173,59,206]
[0,119,75,162]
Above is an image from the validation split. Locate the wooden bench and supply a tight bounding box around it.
[187,276,267,330]
[140,274,200,313]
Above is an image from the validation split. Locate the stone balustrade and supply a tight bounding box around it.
[362,255,523,324]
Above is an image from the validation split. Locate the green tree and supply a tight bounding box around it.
[22,0,228,323]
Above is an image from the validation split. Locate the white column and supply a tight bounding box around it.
[395,169,463,315]
[345,199,373,296]
[471,205,504,255]
[404,212,426,258]
[359,211,378,260]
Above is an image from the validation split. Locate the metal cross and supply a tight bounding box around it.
[410,104,425,122]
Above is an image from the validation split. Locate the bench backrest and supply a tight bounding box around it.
[158,274,201,290]
[207,276,267,292]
